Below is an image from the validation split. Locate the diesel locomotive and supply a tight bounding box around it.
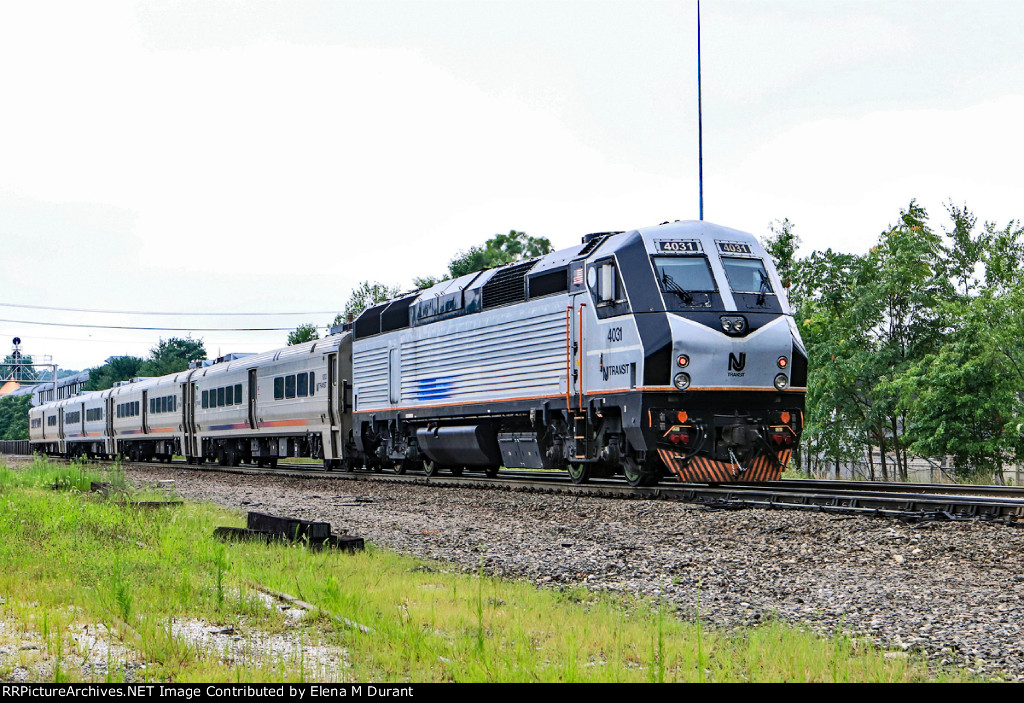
[30,220,806,486]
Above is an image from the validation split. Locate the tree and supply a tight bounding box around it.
[287,324,320,346]
[890,213,1024,479]
[413,275,442,290]
[83,356,145,391]
[138,337,207,377]
[447,230,553,279]
[0,395,32,440]
[762,218,801,295]
[344,281,402,320]
[892,289,1024,479]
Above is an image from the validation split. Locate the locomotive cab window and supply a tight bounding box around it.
[721,257,782,312]
[588,259,624,305]
[652,255,718,309]
[721,257,774,294]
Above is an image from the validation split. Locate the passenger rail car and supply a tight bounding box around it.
[30,220,805,486]
[29,338,353,469]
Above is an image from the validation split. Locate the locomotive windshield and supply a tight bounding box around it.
[721,257,781,311]
[653,255,717,308]
[721,257,773,294]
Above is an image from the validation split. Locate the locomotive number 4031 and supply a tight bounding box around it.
[656,240,700,253]
[607,327,623,343]
[717,241,753,255]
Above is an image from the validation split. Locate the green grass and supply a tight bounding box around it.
[0,456,970,682]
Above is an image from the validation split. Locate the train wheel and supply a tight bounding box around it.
[217,448,228,467]
[423,460,439,477]
[567,462,591,485]
[484,465,500,478]
[449,466,464,477]
[267,457,278,469]
[396,459,421,475]
[623,456,658,487]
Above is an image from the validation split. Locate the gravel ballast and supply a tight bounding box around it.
[125,467,1024,680]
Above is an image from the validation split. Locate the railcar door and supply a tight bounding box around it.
[247,369,257,431]
[105,396,115,455]
[183,379,199,459]
[566,260,589,415]
[327,352,339,460]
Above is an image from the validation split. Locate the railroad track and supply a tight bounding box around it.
[9,454,1024,524]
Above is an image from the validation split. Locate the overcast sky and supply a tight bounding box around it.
[2,0,1022,372]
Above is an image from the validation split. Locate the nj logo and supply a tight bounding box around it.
[728,352,746,372]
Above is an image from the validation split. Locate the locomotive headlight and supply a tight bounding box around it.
[774,373,790,391]
[673,372,691,390]
[722,319,733,332]
[677,354,690,367]
[733,319,745,332]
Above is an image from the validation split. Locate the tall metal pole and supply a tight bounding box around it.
[697,0,704,221]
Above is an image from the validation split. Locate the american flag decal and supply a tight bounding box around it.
[572,267,584,285]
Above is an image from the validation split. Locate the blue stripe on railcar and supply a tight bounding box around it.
[416,378,455,400]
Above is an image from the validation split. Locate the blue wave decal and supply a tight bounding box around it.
[416,377,455,401]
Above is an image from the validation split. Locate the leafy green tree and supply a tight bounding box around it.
[138,337,207,377]
[447,230,553,278]
[0,395,32,440]
[762,218,801,295]
[892,289,1024,479]
[793,249,876,476]
[344,281,402,320]
[889,213,1024,479]
[83,356,145,391]
[287,324,320,346]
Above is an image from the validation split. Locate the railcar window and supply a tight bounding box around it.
[653,256,717,293]
[234,384,242,405]
[225,385,234,405]
[309,372,315,396]
[47,416,56,426]
[721,257,774,294]
[285,375,296,399]
[297,373,308,397]
[202,391,209,409]
[217,387,225,407]
[598,262,618,303]
[274,377,284,400]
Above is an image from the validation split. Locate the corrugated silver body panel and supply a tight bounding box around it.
[353,347,390,409]
[401,306,565,406]
[354,299,567,412]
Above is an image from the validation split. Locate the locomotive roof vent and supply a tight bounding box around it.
[577,231,621,259]
[581,231,621,244]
